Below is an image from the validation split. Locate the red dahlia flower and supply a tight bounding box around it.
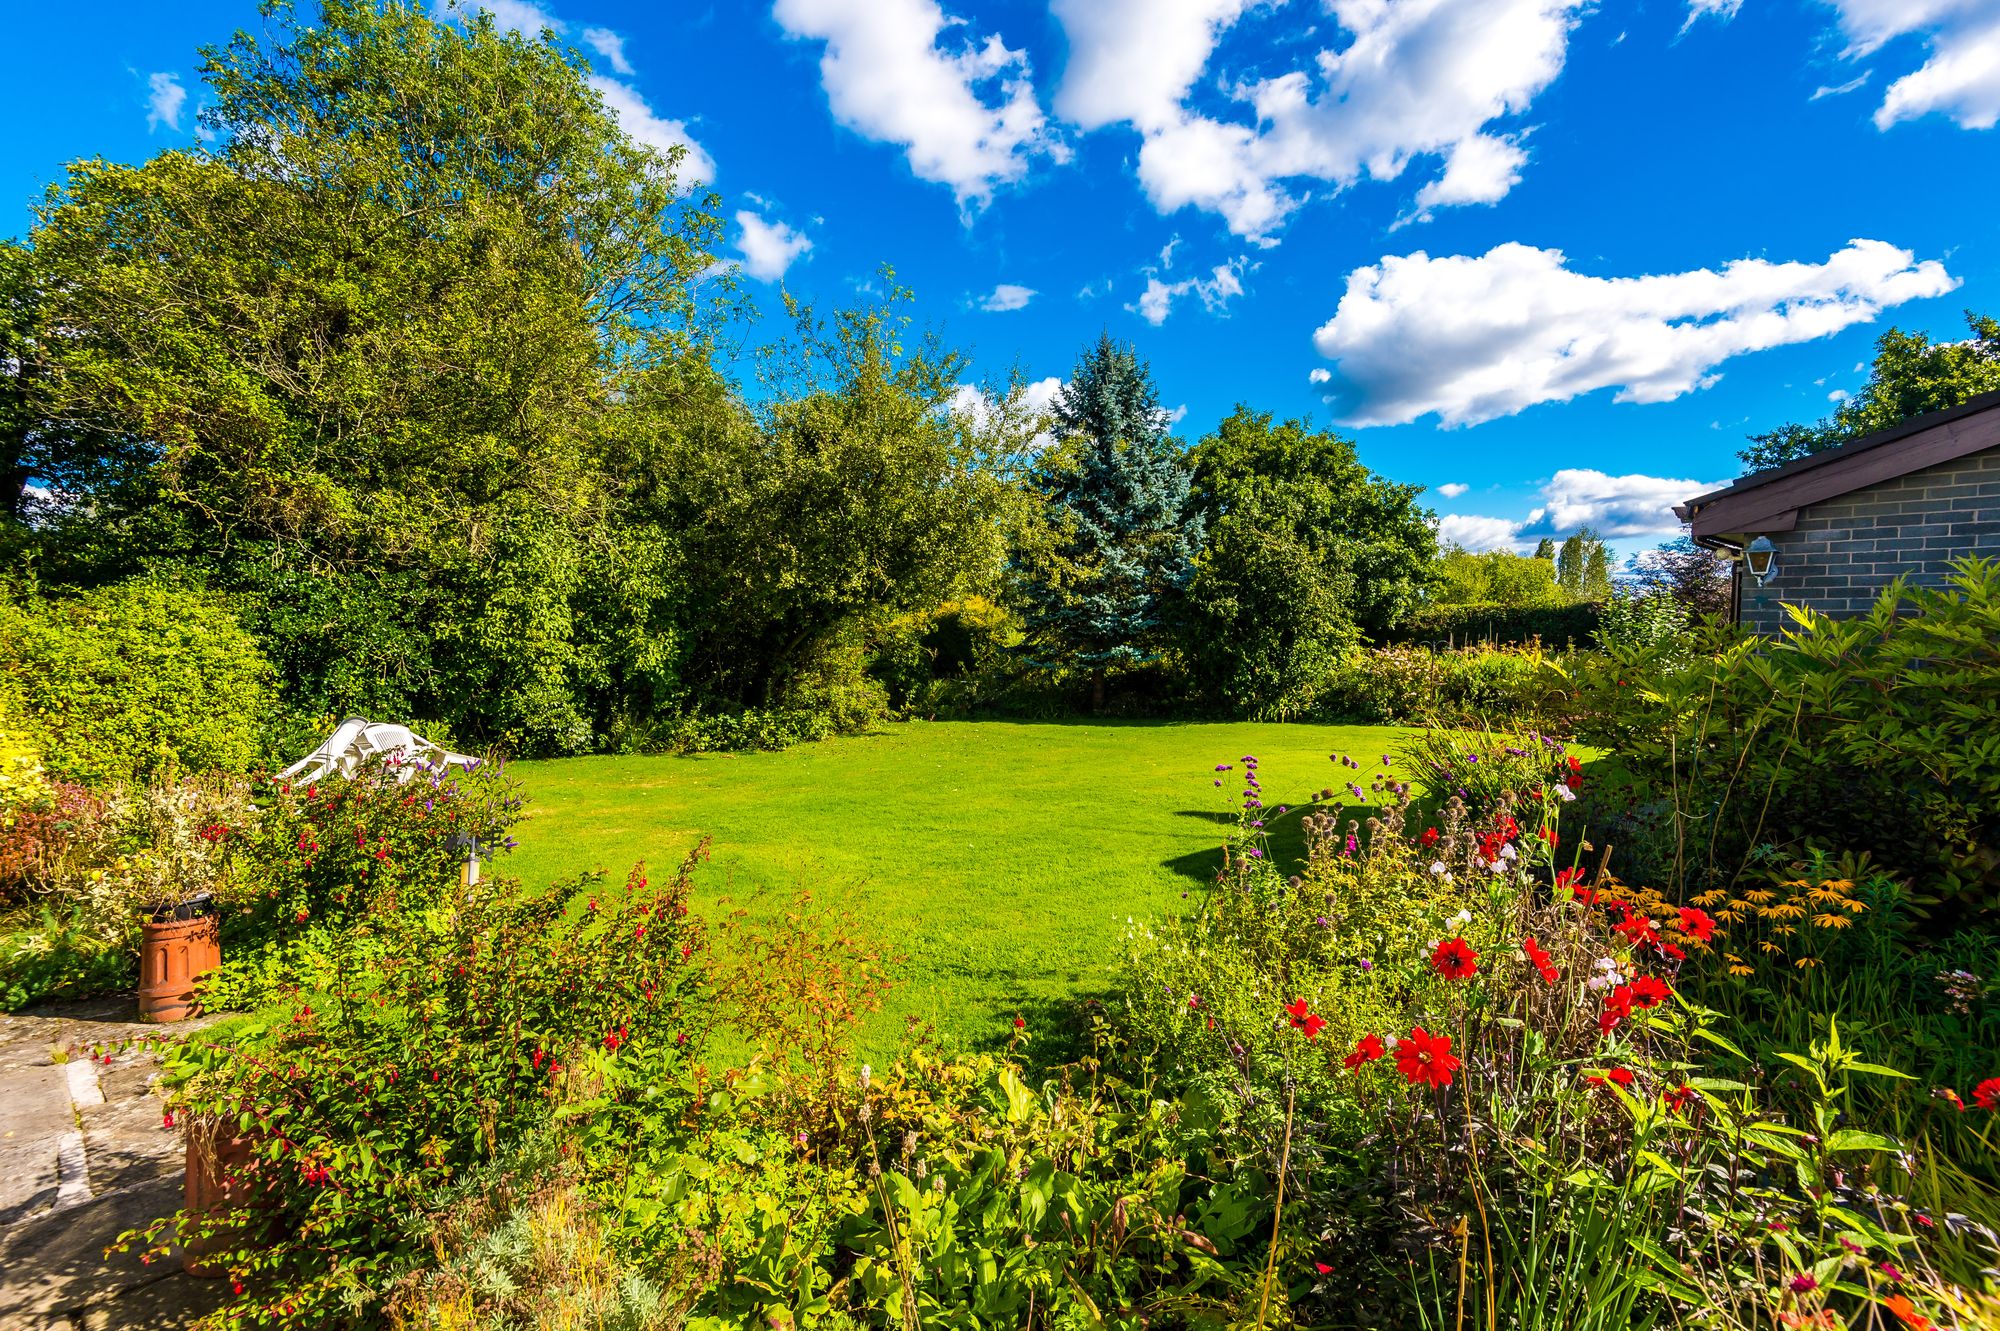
[1663,1084,1695,1113]
[1677,906,1716,942]
[1396,1027,1459,1089]
[1285,998,1327,1039]
[1342,1033,1385,1070]
[1430,937,1479,980]
[1629,975,1672,1009]
[1420,827,1441,848]
[1974,1077,2000,1111]
[1585,1066,1635,1089]
[1600,985,1635,1034]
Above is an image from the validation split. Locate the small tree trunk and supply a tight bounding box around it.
[1090,668,1106,713]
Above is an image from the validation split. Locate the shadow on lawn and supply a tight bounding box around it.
[962,984,1123,1075]
[1162,803,1383,886]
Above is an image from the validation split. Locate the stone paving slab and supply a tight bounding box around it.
[0,997,226,1330]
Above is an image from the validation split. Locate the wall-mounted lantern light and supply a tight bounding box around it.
[1745,535,1779,585]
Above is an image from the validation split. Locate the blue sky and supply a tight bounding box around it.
[5,0,1999,556]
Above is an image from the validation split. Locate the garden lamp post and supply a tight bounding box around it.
[450,833,483,887]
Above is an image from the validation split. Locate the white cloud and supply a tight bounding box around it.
[1682,0,1742,31]
[1828,387,1851,402]
[146,72,186,132]
[1131,257,1248,326]
[978,283,1036,312]
[1440,469,1721,551]
[1437,514,1526,552]
[1056,0,1585,243]
[1310,238,1956,427]
[1437,482,1470,498]
[1403,135,1528,225]
[1824,0,2000,129]
[582,25,635,75]
[1517,469,1720,540]
[590,75,716,184]
[734,210,812,282]
[1812,71,1874,100]
[1308,367,1333,384]
[1052,0,1256,132]
[433,0,563,35]
[1164,404,1190,424]
[773,0,1056,208]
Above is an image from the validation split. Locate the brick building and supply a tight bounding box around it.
[1675,390,2000,633]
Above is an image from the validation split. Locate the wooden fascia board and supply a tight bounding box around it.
[1687,411,2000,536]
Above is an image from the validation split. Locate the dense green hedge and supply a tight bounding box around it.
[0,578,274,785]
[1388,600,1603,647]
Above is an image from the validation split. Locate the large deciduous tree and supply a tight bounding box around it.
[1740,312,2000,471]
[17,0,723,752]
[1016,335,1201,709]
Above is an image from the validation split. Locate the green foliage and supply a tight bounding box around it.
[1559,557,2000,916]
[1389,599,1603,647]
[1556,526,1612,600]
[1190,406,1435,642]
[1595,586,1693,656]
[1314,645,1557,726]
[125,849,710,1328]
[232,754,526,944]
[1741,311,2000,470]
[1179,517,1361,717]
[0,578,273,785]
[1430,546,1568,607]
[0,904,132,1011]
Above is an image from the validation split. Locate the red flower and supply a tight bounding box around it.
[603,1026,628,1051]
[1629,975,1672,1009]
[1419,827,1441,848]
[1342,1033,1385,1070]
[1395,1027,1460,1089]
[1564,772,1582,791]
[1973,1077,2000,1111]
[1663,1083,1695,1113]
[1677,906,1716,942]
[1538,827,1559,848]
[1585,1066,1635,1089]
[1600,985,1635,1034]
[1285,998,1327,1039]
[1565,755,1582,773]
[1430,937,1479,981]
[1314,1261,1333,1275]
[1613,908,1659,948]
[295,909,309,925]
[1658,941,1687,962]
[1013,1016,1026,1029]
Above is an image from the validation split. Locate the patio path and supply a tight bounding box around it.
[0,997,224,1329]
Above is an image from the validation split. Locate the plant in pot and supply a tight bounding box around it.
[81,776,256,1021]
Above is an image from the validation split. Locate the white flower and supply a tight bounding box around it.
[1585,976,1608,991]
[1499,843,1517,861]
[1593,957,1620,971]
[1451,909,1472,927]
[1429,861,1448,876]
[1555,785,1576,803]
[859,1064,871,1090]
[1488,859,1508,875]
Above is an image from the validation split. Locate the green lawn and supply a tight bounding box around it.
[507,720,1413,1058]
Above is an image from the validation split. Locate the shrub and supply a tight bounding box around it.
[123,848,711,1328]
[1390,599,1602,648]
[1314,644,1562,727]
[0,579,274,785]
[1556,556,2000,918]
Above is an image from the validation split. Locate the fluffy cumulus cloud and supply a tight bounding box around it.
[590,76,716,184]
[734,210,812,281]
[1436,482,1470,498]
[1440,470,1721,551]
[773,0,1056,208]
[950,376,1065,449]
[1131,258,1248,326]
[1054,0,1584,243]
[1824,0,2000,130]
[1310,238,1956,427]
[582,26,636,75]
[146,72,187,132]
[978,283,1036,312]
[1436,514,1526,552]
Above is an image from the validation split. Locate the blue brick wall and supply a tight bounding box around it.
[1738,446,2000,634]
